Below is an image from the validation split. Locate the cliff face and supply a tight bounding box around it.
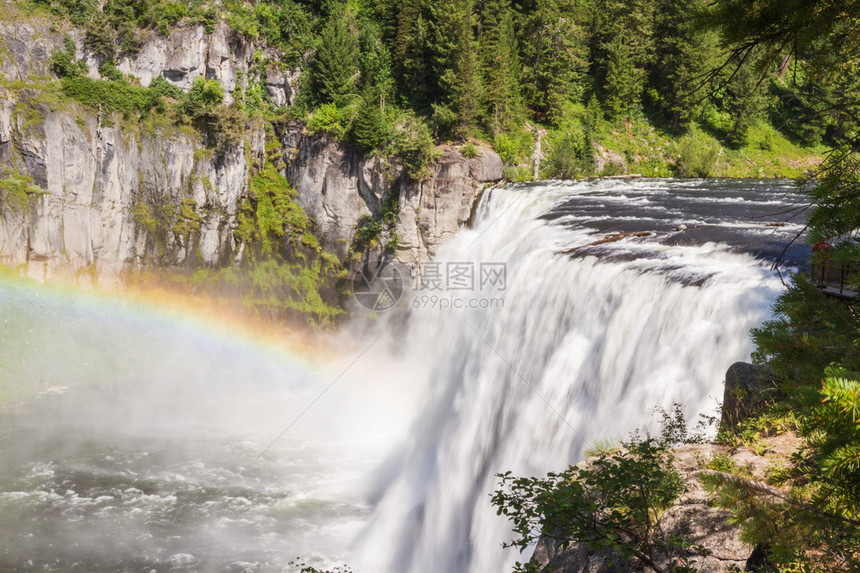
[279,121,503,262]
[0,87,262,287]
[0,10,502,286]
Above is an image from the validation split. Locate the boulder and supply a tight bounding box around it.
[721,362,773,429]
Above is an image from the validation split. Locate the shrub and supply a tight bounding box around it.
[353,215,382,250]
[98,59,124,81]
[387,112,439,179]
[149,75,184,100]
[493,133,519,164]
[460,140,479,159]
[306,103,353,139]
[84,14,118,60]
[181,76,224,119]
[61,76,161,116]
[545,127,595,179]
[50,35,87,78]
[493,436,695,572]
[206,104,246,151]
[675,128,720,178]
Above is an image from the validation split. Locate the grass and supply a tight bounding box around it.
[592,116,821,179]
[584,437,622,458]
[703,452,753,477]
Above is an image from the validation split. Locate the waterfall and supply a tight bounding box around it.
[355,179,791,572]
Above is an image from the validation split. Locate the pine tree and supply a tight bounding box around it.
[603,37,644,119]
[428,0,482,138]
[589,0,656,119]
[352,90,386,152]
[518,0,589,124]
[719,54,768,148]
[311,11,360,107]
[649,0,718,132]
[393,0,433,109]
[479,0,522,136]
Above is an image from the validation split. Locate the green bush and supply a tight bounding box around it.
[493,132,520,164]
[387,112,439,179]
[61,76,161,116]
[493,435,694,572]
[460,140,479,158]
[353,215,382,250]
[306,103,355,139]
[545,127,595,179]
[675,128,720,178]
[149,75,184,100]
[50,35,87,78]
[181,76,224,118]
[206,104,246,151]
[98,59,124,81]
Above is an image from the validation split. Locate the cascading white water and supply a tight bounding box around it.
[355,179,795,573]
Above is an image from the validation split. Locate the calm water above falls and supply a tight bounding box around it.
[0,179,801,572]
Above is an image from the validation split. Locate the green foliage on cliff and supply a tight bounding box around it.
[209,163,344,326]
[0,170,48,216]
[60,76,163,117]
[492,408,708,573]
[351,189,400,255]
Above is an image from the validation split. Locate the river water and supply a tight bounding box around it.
[0,178,804,572]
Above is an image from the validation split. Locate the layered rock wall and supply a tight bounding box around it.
[0,9,503,286]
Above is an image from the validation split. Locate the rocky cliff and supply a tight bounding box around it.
[0,85,264,286]
[0,6,503,287]
[0,6,294,106]
[279,121,502,262]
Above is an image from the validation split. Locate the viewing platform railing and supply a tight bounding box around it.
[811,261,860,299]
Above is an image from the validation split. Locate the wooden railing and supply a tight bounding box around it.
[811,261,860,298]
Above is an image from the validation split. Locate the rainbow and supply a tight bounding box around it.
[0,268,325,404]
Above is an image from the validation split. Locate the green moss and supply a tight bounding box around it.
[172,197,202,243]
[0,169,49,215]
[202,163,346,326]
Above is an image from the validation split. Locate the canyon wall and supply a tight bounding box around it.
[0,8,502,286]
